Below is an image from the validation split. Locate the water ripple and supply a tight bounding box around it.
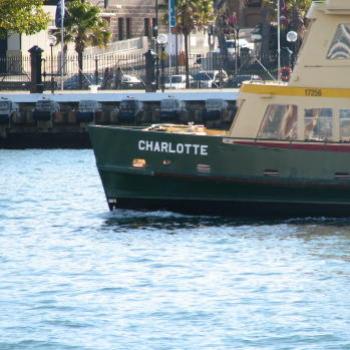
[0,150,350,349]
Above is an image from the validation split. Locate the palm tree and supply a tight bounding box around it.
[175,0,214,87]
[56,0,111,88]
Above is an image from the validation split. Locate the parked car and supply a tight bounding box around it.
[225,74,262,88]
[119,74,144,89]
[215,39,255,56]
[164,75,192,89]
[191,70,228,88]
[64,73,102,90]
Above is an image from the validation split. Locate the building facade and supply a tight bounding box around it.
[91,0,162,41]
[216,0,263,28]
[3,0,264,58]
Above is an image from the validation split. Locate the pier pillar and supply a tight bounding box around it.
[28,46,44,93]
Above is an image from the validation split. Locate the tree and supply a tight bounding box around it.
[0,0,49,38]
[175,0,214,87]
[57,0,111,88]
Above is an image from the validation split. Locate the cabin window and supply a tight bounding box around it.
[327,24,350,59]
[257,104,298,140]
[304,108,332,141]
[340,109,350,141]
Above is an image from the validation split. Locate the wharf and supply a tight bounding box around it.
[0,89,238,103]
[0,89,238,149]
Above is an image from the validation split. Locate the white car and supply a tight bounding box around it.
[192,70,228,88]
[214,39,255,56]
[119,74,144,89]
[164,75,192,89]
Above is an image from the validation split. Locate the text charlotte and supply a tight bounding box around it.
[138,140,208,156]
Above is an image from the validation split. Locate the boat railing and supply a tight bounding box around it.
[225,136,345,145]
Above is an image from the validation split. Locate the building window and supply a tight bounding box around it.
[118,18,124,41]
[340,109,350,141]
[126,18,132,39]
[304,108,333,141]
[144,18,150,37]
[257,104,298,140]
[327,24,350,59]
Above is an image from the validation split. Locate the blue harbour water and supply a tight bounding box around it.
[0,149,350,350]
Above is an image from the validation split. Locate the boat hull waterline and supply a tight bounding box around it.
[89,125,350,217]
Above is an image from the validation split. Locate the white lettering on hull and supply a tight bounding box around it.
[138,140,208,156]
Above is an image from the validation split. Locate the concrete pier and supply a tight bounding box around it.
[0,89,238,148]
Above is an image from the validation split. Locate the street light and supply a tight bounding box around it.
[154,0,159,89]
[48,35,57,94]
[157,34,168,92]
[286,31,298,68]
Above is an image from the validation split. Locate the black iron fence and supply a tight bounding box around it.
[0,50,264,91]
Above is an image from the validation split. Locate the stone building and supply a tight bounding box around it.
[102,0,264,41]
[91,0,163,41]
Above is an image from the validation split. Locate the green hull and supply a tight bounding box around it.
[89,125,350,216]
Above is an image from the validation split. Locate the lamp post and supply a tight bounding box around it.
[48,35,57,94]
[234,26,240,76]
[157,34,168,92]
[286,30,298,68]
[155,0,159,89]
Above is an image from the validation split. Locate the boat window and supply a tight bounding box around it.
[327,24,350,59]
[257,104,298,140]
[304,108,332,141]
[340,109,350,141]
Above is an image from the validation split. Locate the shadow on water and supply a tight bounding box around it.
[100,208,350,233]
[101,209,266,232]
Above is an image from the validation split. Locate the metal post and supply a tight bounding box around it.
[235,36,238,76]
[235,27,240,75]
[175,33,179,74]
[161,44,165,92]
[277,0,281,80]
[168,0,172,88]
[95,57,99,85]
[50,44,55,94]
[155,0,159,90]
[60,0,64,90]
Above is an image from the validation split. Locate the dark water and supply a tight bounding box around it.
[0,149,350,350]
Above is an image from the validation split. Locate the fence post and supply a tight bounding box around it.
[144,50,156,92]
[28,46,44,93]
[95,57,99,85]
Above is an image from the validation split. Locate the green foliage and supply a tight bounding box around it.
[175,0,214,35]
[58,0,111,54]
[263,0,312,19]
[0,0,49,37]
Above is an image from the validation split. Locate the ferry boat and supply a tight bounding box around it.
[89,0,350,216]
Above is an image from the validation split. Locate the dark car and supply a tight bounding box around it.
[225,74,262,88]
